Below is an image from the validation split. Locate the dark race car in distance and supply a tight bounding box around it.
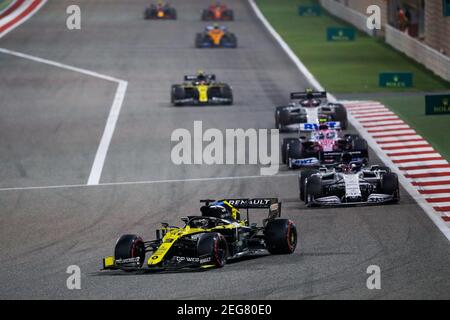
[144,1,177,20]
[275,90,348,132]
[282,122,369,169]
[202,2,234,21]
[195,24,237,48]
[298,155,399,207]
[102,198,297,272]
[171,71,233,106]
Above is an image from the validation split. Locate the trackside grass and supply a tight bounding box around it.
[0,0,14,11]
[256,0,449,93]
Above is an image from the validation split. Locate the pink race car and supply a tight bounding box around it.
[281,123,369,169]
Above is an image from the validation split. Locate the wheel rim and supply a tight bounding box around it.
[213,237,227,267]
[287,222,297,252]
[131,239,145,267]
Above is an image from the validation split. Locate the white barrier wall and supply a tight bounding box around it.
[319,0,376,37]
[385,25,450,82]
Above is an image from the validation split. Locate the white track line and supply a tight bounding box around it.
[391,153,442,161]
[0,48,128,185]
[87,81,128,185]
[249,0,450,240]
[351,108,390,115]
[399,160,449,168]
[0,173,299,192]
[376,135,423,142]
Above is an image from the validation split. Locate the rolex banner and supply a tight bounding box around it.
[425,94,450,115]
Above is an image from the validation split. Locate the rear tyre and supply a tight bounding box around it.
[197,233,228,268]
[275,107,284,131]
[225,10,234,21]
[144,8,152,19]
[278,109,291,132]
[228,34,237,48]
[265,219,297,254]
[286,140,303,169]
[195,33,203,48]
[281,138,297,164]
[114,234,145,269]
[381,173,399,201]
[299,169,319,201]
[220,85,233,105]
[171,85,185,106]
[352,138,369,162]
[170,9,177,19]
[333,104,348,130]
[201,10,211,21]
[305,175,322,204]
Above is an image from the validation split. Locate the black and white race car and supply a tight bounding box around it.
[275,90,348,132]
[299,154,399,207]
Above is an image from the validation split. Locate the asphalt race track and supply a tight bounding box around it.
[0,0,449,299]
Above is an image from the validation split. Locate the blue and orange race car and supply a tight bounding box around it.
[195,24,237,48]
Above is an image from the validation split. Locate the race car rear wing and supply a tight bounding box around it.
[200,198,281,223]
[184,74,216,82]
[290,91,327,100]
[299,121,341,131]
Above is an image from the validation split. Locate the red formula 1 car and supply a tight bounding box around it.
[202,2,234,21]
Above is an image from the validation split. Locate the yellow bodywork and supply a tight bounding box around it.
[157,10,165,18]
[147,221,242,266]
[197,84,209,103]
[103,256,115,269]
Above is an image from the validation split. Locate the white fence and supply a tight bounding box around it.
[385,25,450,82]
[319,0,376,37]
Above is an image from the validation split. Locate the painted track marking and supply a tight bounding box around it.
[0,47,128,186]
[0,173,299,192]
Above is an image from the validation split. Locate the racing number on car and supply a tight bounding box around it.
[66,5,81,30]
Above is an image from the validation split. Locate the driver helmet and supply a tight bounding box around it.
[306,88,314,100]
[196,70,207,83]
[200,201,239,220]
[341,152,354,173]
[200,203,229,219]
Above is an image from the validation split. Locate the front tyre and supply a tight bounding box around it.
[197,233,228,268]
[265,219,297,254]
[114,234,145,268]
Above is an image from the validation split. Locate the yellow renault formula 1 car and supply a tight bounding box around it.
[171,71,233,106]
[102,198,297,271]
